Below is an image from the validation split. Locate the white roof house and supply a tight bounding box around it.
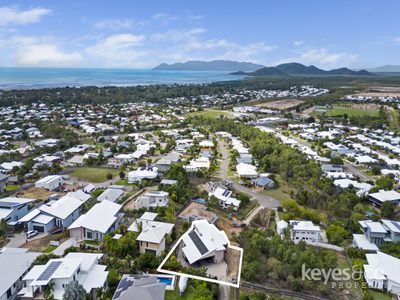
[209,186,241,210]
[19,192,88,233]
[184,157,210,172]
[68,201,122,241]
[364,251,400,293]
[112,275,166,300]
[289,220,321,245]
[97,188,124,203]
[368,190,400,206]
[181,220,229,265]
[134,191,169,209]
[236,163,258,178]
[135,212,174,257]
[20,253,108,300]
[128,167,159,183]
[0,248,41,300]
[0,197,35,225]
[35,175,63,191]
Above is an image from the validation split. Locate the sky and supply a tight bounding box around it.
[0,0,399,69]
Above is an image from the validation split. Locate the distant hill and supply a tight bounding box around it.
[365,65,400,73]
[153,60,265,71]
[232,62,374,77]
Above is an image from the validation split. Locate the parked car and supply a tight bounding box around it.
[26,230,38,239]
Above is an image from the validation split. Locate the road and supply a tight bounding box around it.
[288,134,372,181]
[218,284,230,300]
[217,140,280,209]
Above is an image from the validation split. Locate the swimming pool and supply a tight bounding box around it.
[148,274,176,290]
[158,277,173,285]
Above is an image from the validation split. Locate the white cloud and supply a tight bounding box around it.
[93,18,144,30]
[15,44,82,67]
[394,37,400,45]
[151,28,206,42]
[293,40,304,46]
[0,6,51,26]
[85,34,148,67]
[276,48,358,68]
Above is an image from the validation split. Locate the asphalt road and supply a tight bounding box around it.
[289,134,372,182]
[217,140,280,209]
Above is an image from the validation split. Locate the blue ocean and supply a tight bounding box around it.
[0,68,244,90]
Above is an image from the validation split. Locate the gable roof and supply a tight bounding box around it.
[68,201,122,233]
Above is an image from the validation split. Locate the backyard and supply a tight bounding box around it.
[68,167,119,183]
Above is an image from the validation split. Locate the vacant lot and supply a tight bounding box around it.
[69,167,119,183]
[186,109,232,118]
[18,187,62,201]
[257,99,304,110]
[324,108,379,118]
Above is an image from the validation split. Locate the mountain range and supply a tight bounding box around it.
[231,62,373,77]
[153,60,264,71]
[364,65,400,73]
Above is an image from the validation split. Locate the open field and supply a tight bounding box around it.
[186,109,232,118]
[256,99,304,110]
[324,108,379,118]
[68,167,119,183]
[17,187,63,200]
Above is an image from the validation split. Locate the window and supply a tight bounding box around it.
[86,231,93,239]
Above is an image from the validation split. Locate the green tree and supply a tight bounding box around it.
[62,281,86,300]
[381,201,395,219]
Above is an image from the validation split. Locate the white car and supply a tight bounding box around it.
[26,230,39,239]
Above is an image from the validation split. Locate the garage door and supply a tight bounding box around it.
[33,225,45,232]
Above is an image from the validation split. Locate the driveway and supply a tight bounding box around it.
[52,237,79,255]
[6,232,47,248]
[217,140,280,209]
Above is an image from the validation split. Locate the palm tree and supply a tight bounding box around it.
[63,281,86,300]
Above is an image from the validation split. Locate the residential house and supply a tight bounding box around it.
[19,191,88,233]
[184,157,210,173]
[0,197,35,226]
[251,177,276,189]
[134,212,174,256]
[128,167,159,183]
[208,183,240,211]
[0,173,8,193]
[69,201,123,241]
[112,275,166,300]
[97,188,124,203]
[368,190,400,206]
[289,220,321,245]
[35,175,64,191]
[364,251,400,294]
[181,220,229,265]
[0,248,40,300]
[236,163,258,178]
[134,191,169,209]
[19,252,108,300]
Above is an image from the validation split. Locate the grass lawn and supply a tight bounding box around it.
[370,291,392,300]
[165,286,197,300]
[336,253,364,300]
[186,109,231,119]
[43,244,57,253]
[6,184,21,191]
[69,167,119,183]
[324,108,379,118]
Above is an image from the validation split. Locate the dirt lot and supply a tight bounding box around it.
[21,231,70,252]
[216,217,243,242]
[178,202,218,223]
[226,246,242,279]
[257,99,304,110]
[16,187,65,201]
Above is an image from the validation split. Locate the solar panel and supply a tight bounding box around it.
[37,261,62,281]
[189,230,208,255]
[391,221,400,231]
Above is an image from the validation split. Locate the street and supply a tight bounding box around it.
[217,140,280,209]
